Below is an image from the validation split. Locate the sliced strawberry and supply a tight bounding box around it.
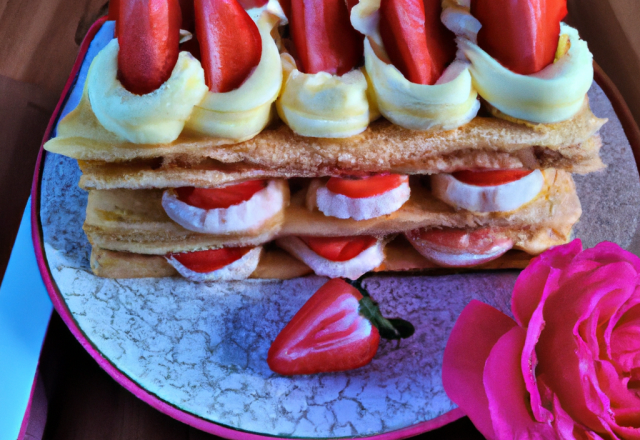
[268,278,414,375]
[416,227,511,255]
[301,236,377,261]
[289,0,363,75]
[326,174,407,199]
[195,0,262,93]
[176,180,267,210]
[237,0,269,8]
[379,0,456,85]
[451,169,533,187]
[117,0,182,95]
[169,246,252,273]
[344,0,359,13]
[471,0,567,75]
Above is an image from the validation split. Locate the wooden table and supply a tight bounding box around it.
[2,1,639,438]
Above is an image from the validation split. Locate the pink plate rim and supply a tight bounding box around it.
[29,16,465,440]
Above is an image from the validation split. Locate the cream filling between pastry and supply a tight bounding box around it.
[430,169,544,213]
[162,180,286,234]
[276,236,386,280]
[166,246,262,281]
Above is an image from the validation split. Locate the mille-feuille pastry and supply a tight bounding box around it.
[44,0,599,282]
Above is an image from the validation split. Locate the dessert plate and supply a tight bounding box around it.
[31,18,640,439]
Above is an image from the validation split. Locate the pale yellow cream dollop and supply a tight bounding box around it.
[185,9,284,141]
[350,0,479,131]
[442,0,594,123]
[87,39,208,144]
[277,54,375,138]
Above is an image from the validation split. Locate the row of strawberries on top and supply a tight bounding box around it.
[108,0,567,93]
[91,0,582,145]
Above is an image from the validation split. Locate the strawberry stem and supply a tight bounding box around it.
[347,278,415,340]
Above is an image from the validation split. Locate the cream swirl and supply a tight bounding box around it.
[87,39,208,144]
[184,11,283,141]
[442,1,594,123]
[350,0,479,130]
[276,54,374,138]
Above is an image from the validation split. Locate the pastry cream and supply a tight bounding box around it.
[277,53,374,138]
[442,1,594,123]
[87,39,208,144]
[350,0,479,131]
[185,9,284,140]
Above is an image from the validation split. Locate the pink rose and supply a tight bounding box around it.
[442,239,640,439]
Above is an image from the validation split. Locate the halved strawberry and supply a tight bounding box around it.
[379,0,456,85]
[117,0,182,95]
[195,0,262,92]
[289,0,363,75]
[471,0,567,75]
[301,236,377,261]
[451,169,533,187]
[176,180,267,210]
[268,278,414,375]
[168,246,252,273]
[326,174,407,199]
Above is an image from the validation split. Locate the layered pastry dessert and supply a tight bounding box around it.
[44,0,604,282]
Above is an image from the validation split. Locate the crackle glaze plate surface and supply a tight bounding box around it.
[31,18,640,440]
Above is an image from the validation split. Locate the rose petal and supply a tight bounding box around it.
[595,360,640,411]
[442,300,517,440]
[611,318,640,374]
[521,268,562,423]
[512,239,582,327]
[484,326,556,439]
[537,261,638,431]
[576,242,640,273]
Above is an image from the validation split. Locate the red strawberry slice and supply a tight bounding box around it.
[195,0,262,93]
[301,236,378,261]
[279,0,291,19]
[117,0,182,95]
[168,246,253,273]
[268,278,414,375]
[176,180,267,210]
[379,0,456,85]
[471,0,567,75]
[451,169,533,187]
[290,0,363,75]
[326,174,407,199]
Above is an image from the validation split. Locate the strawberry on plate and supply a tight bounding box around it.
[268,278,414,375]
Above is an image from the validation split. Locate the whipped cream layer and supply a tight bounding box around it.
[276,236,385,280]
[185,12,283,140]
[431,169,544,213]
[162,180,286,234]
[442,2,593,123]
[166,246,262,281]
[276,54,374,138]
[313,178,410,220]
[350,0,479,130]
[87,39,208,144]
